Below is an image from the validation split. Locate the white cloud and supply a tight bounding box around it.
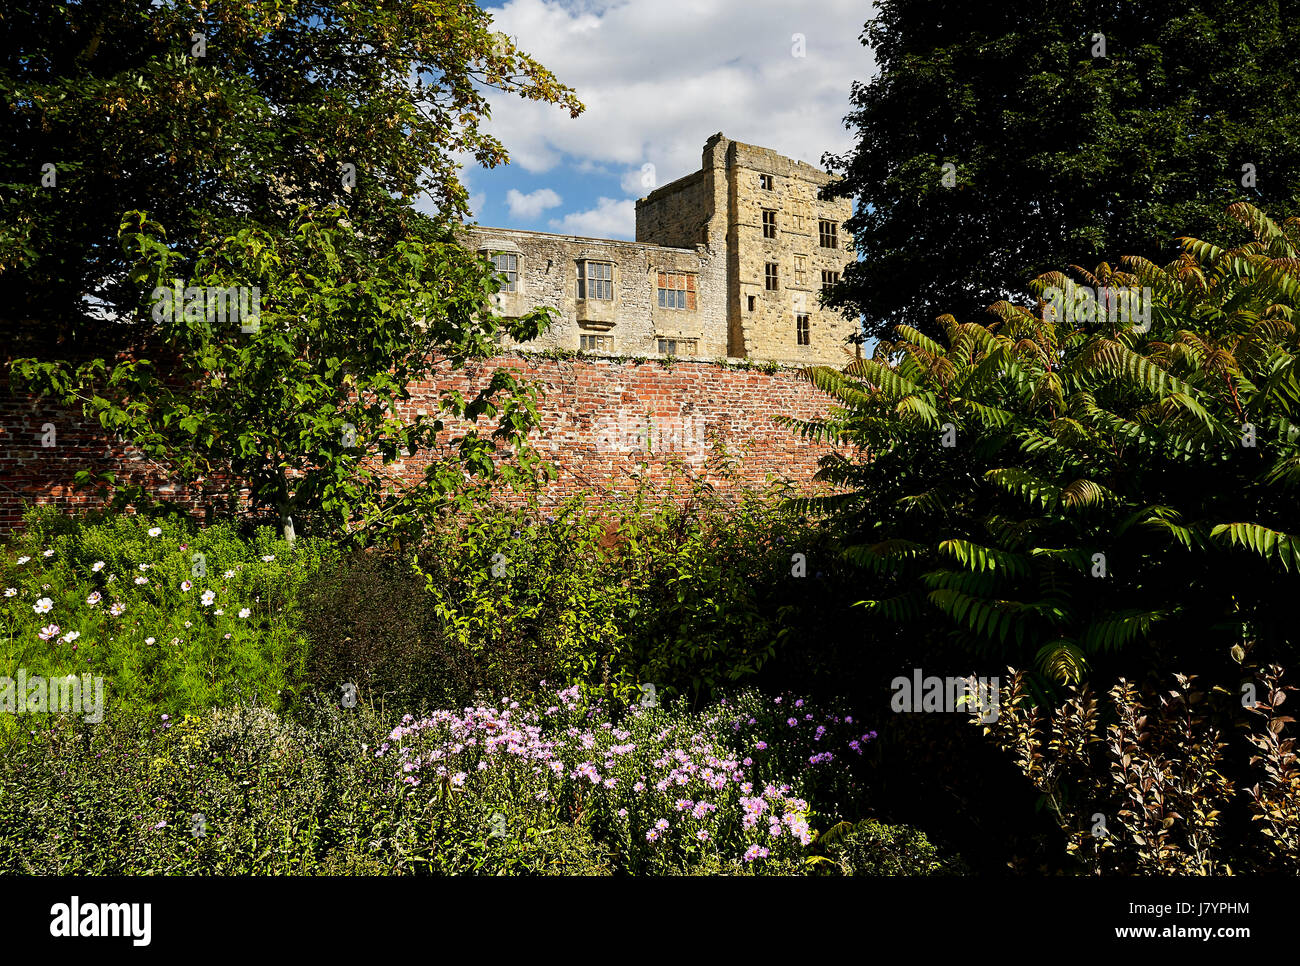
[620,164,658,195]
[505,186,563,217]
[479,0,874,184]
[548,197,636,238]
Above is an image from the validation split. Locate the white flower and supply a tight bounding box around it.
[261,555,274,562]
[147,527,162,537]
[145,637,156,645]
[91,561,105,572]
[181,580,193,592]
[184,621,192,628]
[42,549,54,557]
[106,574,116,584]
[109,602,126,617]
[138,563,149,572]
[213,609,224,616]
[16,556,30,565]
[238,608,251,619]
[224,570,236,579]
[86,591,102,606]
[62,631,80,643]
[134,576,148,585]
[3,588,15,597]
[32,597,53,615]
[39,624,60,641]
[200,590,215,606]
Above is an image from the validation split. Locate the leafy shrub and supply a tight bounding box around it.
[0,689,885,876]
[411,498,627,702]
[784,203,1300,685]
[617,488,851,704]
[819,819,966,876]
[980,658,1300,874]
[296,549,487,716]
[401,487,852,708]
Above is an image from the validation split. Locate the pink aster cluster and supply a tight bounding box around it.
[380,687,869,868]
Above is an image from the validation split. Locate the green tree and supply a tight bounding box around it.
[1,0,580,352]
[2,1,583,540]
[823,0,1300,341]
[15,207,554,542]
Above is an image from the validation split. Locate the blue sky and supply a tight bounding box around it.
[445,0,878,239]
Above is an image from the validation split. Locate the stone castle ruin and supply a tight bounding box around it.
[461,133,857,366]
[0,136,853,528]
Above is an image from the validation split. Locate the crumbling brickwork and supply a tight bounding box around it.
[0,355,837,531]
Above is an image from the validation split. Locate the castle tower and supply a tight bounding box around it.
[637,133,856,365]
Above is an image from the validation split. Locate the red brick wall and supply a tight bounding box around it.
[0,353,838,531]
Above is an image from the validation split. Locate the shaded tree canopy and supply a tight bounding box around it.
[823,0,1300,341]
[0,0,582,356]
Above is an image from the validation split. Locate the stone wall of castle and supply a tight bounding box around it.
[459,226,730,359]
[462,133,859,367]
